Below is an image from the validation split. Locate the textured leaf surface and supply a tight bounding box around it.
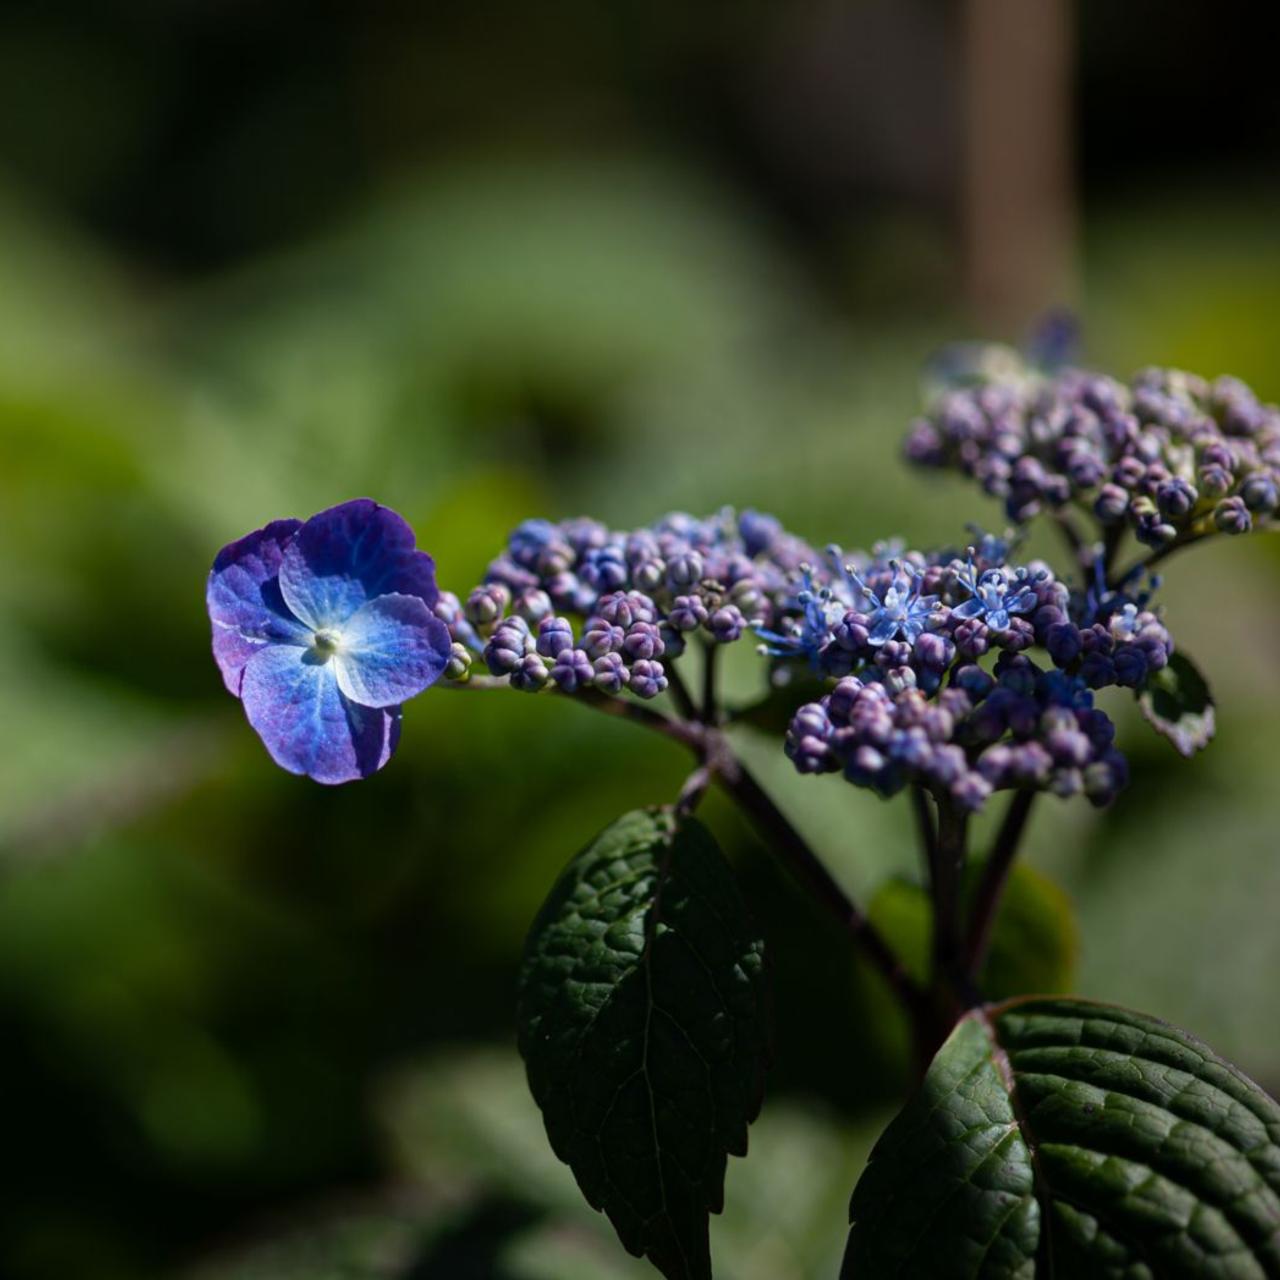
[517,808,769,1280]
[1140,650,1216,757]
[843,997,1280,1278]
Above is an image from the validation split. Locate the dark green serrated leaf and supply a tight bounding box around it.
[1139,650,1216,758]
[843,996,1280,1278]
[517,808,769,1280]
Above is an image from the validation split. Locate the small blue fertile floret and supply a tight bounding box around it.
[207,499,451,784]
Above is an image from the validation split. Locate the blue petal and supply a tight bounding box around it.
[279,499,439,630]
[207,518,309,694]
[1007,588,1039,615]
[902,618,926,644]
[988,609,1010,631]
[241,645,400,783]
[952,597,985,620]
[868,613,899,646]
[334,594,451,708]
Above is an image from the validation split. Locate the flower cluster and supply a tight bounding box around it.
[905,363,1280,543]
[773,538,1170,811]
[436,509,816,697]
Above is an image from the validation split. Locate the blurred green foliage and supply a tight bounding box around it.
[2,101,1280,1280]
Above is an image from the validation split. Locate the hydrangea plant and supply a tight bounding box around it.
[208,346,1280,1279]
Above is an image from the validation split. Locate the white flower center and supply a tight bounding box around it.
[311,628,345,659]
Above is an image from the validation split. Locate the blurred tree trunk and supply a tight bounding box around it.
[962,0,1076,334]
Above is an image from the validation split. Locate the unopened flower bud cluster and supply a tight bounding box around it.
[905,364,1280,543]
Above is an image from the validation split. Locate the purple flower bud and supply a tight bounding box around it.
[1214,496,1252,535]
[953,618,990,661]
[630,659,668,700]
[484,618,533,675]
[913,631,954,673]
[669,594,708,632]
[1242,472,1279,514]
[591,652,629,694]
[623,620,666,661]
[582,619,625,659]
[1046,622,1082,667]
[952,663,996,701]
[1112,645,1149,688]
[550,648,595,693]
[511,588,552,624]
[1078,651,1116,689]
[632,559,665,592]
[1197,464,1233,498]
[509,653,550,693]
[1156,477,1198,519]
[827,677,864,723]
[952,771,993,812]
[739,509,783,555]
[537,615,575,658]
[707,604,746,644]
[597,590,657,628]
[666,551,705,590]
[466,582,511,631]
[1044,727,1092,768]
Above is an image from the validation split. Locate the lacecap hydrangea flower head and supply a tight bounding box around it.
[207,499,451,783]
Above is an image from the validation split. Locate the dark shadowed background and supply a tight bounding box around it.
[2,2,1279,1277]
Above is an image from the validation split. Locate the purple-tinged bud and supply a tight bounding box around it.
[913,632,955,673]
[1084,751,1128,805]
[1201,440,1235,471]
[929,745,967,786]
[884,665,917,694]
[1113,456,1146,488]
[582,620,625,659]
[1050,768,1083,798]
[1156,478,1198,519]
[1112,645,1149,688]
[669,594,708,632]
[1008,742,1053,784]
[1046,622,1082,667]
[484,618,533,675]
[466,582,511,632]
[1078,708,1116,750]
[953,618,989,661]
[513,588,554,624]
[707,604,746,644]
[666,551,705,590]
[632,559,665,593]
[953,663,996,701]
[1242,472,1279,514]
[729,578,767,621]
[937,688,973,720]
[952,771,994,812]
[1214,496,1253,535]
[623,621,666,661]
[1093,483,1130,522]
[591,652,630,695]
[550,648,595,693]
[581,545,629,592]
[630,659,668,700]
[445,642,472,682]
[597,590,656,628]
[832,612,870,653]
[1197,464,1233,499]
[1044,728,1092,768]
[509,653,550,693]
[740,509,783,555]
[786,705,838,773]
[827,678,864,723]
[1078,652,1116,689]
[537,615,575,658]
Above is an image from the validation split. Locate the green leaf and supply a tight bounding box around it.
[868,864,1078,999]
[517,808,769,1280]
[842,997,1280,1278]
[1140,650,1216,757]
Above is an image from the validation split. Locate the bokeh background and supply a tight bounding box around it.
[2,2,1279,1276]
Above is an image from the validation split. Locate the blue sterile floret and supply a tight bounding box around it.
[206,499,451,784]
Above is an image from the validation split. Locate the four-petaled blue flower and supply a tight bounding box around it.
[755,566,840,664]
[952,560,1039,631]
[207,499,451,784]
[849,561,939,646]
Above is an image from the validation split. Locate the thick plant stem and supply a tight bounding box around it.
[963,788,1036,977]
[931,799,973,1002]
[911,785,937,881]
